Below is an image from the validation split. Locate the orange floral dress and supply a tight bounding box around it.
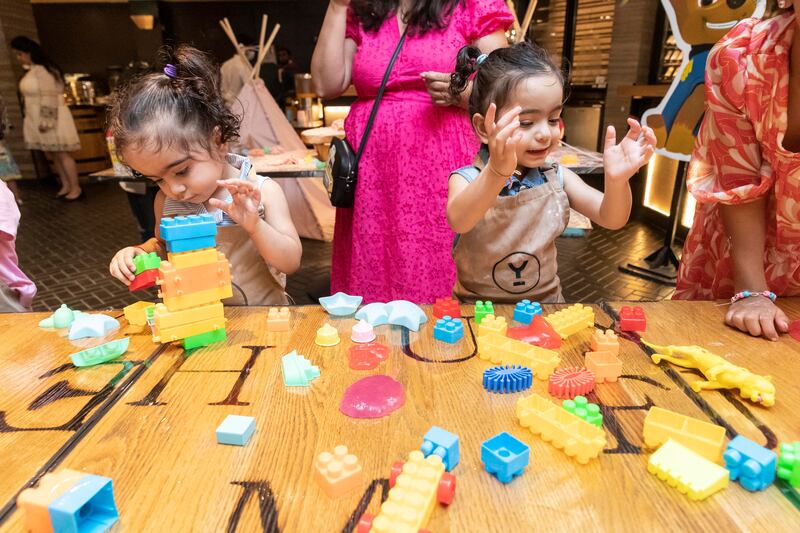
[675,13,800,300]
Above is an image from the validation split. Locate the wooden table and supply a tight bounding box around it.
[1,301,799,532]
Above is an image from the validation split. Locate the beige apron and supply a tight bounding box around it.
[163,154,288,306]
[452,163,570,304]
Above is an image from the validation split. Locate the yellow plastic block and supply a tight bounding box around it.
[314,445,362,498]
[266,307,290,332]
[516,393,606,464]
[157,253,232,298]
[166,248,218,270]
[478,314,508,337]
[648,439,729,501]
[544,304,595,339]
[478,332,560,379]
[315,323,340,346]
[643,407,726,463]
[17,469,87,533]
[124,301,155,326]
[590,328,619,355]
[153,301,224,332]
[153,315,227,343]
[371,451,444,533]
[159,285,233,311]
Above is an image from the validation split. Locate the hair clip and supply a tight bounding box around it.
[163,64,177,78]
[476,54,488,66]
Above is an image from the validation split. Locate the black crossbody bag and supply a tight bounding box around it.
[324,28,408,208]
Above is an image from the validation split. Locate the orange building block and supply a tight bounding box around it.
[153,315,227,343]
[478,314,508,337]
[159,285,233,311]
[153,301,224,331]
[17,469,86,533]
[266,307,290,332]
[643,406,726,463]
[478,332,560,379]
[585,351,623,383]
[315,445,363,498]
[590,329,619,355]
[166,248,218,270]
[157,253,231,298]
[516,393,606,464]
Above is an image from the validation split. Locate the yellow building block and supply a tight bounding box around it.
[478,314,508,337]
[153,301,224,332]
[159,285,233,311]
[266,307,290,332]
[124,301,155,326]
[478,332,560,379]
[590,328,619,355]
[544,304,595,339]
[648,439,729,501]
[371,451,444,533]
[643,406,726,463]
[153,315,227,343]
[17,469,86,533]
[166,248,218,269]
[157,253,232,299]
[516,393,606,464]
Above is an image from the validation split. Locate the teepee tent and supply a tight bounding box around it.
[220,16,334,241]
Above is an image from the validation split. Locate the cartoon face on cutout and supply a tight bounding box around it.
[667,0,761,46]
[492,252,541,295]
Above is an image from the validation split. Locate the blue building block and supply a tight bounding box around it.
[481,432,530,484]
[513,300,542,325]
[165,235,217,254]
[159,214,217,242]
[433,316,464,344]
[421,426,460,472]
[48,474,119,533]
[483,365,533,393]
[216,415,256,446]
[723,435,777,492]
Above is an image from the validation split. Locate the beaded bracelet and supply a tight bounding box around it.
[730,290,777,304]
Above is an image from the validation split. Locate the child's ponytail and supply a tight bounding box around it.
[449,45,483,97]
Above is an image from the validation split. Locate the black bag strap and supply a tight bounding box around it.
[353,27,408,167]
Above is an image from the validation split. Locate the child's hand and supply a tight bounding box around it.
[209,179,262,234]
[726,297,790,341]
[603,118,656,183]
[109,246,147,286]
[484,103,521,178]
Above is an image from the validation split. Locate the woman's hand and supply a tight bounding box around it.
[484,103,521,178]
[109,246,147,285]
[726,296,790,341]
[603,118,656,184]
[421,71,460,106]
[38,122,53,133]
[209,179,263,234]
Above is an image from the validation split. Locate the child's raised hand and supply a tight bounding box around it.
[484,103,521,178]
[726,297,790,341]
[109,246,147,285]
[209,179,262,234]
[603,118,656,183]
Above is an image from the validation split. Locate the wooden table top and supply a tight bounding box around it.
[0,300,798,532]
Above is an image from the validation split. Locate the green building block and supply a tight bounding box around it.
[563,395,603,427]
[474,301,494,325]
[182,328,227,350]
[133,252,161,275]
[70,337,130,367]
[778,441,800,488]
[281,350,320,387]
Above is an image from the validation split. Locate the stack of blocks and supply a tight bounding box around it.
[152,215,233,350]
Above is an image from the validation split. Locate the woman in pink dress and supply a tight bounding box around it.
[675,5,800,340]
[312,0,513,303]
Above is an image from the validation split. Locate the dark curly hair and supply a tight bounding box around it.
[351,0,463,34]
[450,42,567,117]
[109,44,240,160]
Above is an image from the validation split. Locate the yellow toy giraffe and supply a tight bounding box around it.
[643,341,775,407]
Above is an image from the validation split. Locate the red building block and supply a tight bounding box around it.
[548,367,595,399]
[433,297,461,319]
[619,306,646,332]
[129,269,159,292]
[507,315,561,349]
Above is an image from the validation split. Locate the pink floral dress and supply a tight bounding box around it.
[332,0,513,304]
[675,13,800,299]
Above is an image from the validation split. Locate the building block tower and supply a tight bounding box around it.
[150,214,232,350]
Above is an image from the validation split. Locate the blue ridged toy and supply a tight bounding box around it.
[483,365,533,393]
